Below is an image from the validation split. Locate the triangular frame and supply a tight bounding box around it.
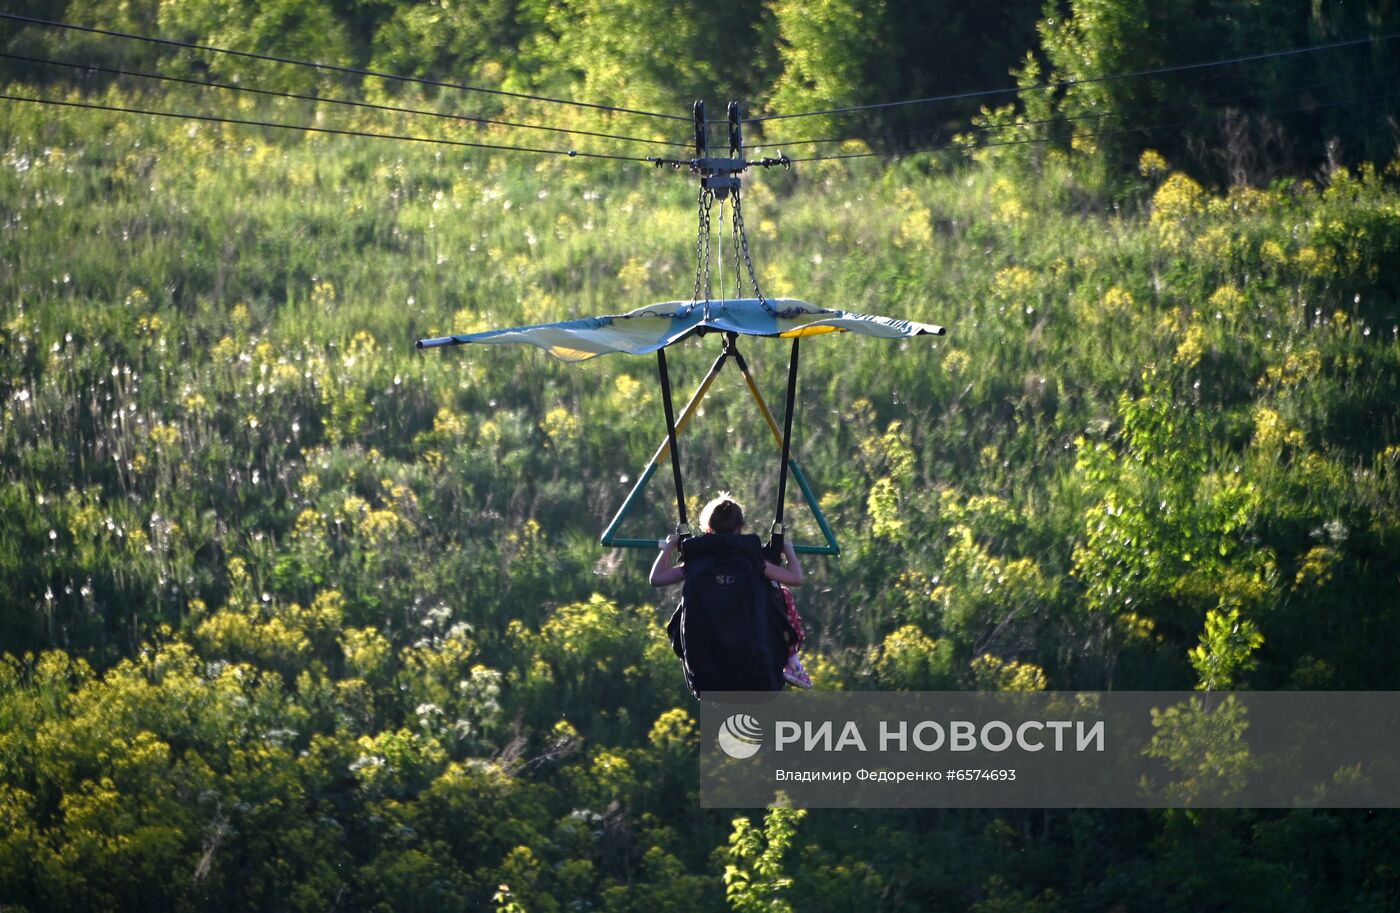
[600,342,840,556]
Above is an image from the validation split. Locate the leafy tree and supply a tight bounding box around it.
[526,0,770,121]
[1189,607,1263,691]
[1070,374,1278,687]
[1036,0,1155,169]
[158,0,353,93]
[368,0,535,90]
[723,805,807,913]
[0,0,161,81]
[765,0,896,141]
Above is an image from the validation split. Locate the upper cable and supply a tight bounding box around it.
[0,92,657,163]
[0,50,689,149]
[780,87,1400,163]
[0,11,689,122]
[749,32,1400,124]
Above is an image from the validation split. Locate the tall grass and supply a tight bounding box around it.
[3,87,1400,682]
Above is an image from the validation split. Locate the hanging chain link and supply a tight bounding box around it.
[715,197,727,304]
[701,190,713,302]
[731,190,766,305]
[692,182,763,305]
[691,187,715,302]
[730,191,745,299]
[691,187,705,301]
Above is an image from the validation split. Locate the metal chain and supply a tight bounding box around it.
[732,190,766,305]
[702,191,713,302]
[730,192,745,299]
[692,187,714,302]
[691,187,705,301]
[716,197,727,304]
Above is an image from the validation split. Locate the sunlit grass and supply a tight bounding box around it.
[3,86,1400,693]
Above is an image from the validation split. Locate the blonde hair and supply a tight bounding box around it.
[699,493,745,534]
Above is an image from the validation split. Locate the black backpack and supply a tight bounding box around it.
[666,533,793,698]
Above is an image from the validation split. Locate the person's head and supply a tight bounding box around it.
[699,493,744,534]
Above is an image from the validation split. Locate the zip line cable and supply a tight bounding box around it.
[794,89,1400,163]
[5,80,1394,172]
[750,31,1400,124]
[0,92,655,163]
[758,68,1400,153]
[9,78,1391,178]
[763,110,1118,152]
[3,21,1395,173]
[0,11,688,123]
[7,11,1393,155]
[783,87,1400,163]
[0,51,689,149]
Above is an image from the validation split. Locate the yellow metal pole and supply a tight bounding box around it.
[642,354,724,470]
[738,363,787,447]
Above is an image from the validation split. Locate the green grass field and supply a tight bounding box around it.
[4,84,1400,911]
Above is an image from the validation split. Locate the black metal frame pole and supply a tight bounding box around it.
[694,99,706,158]
[773,338,801,544]
[656,348,690,535]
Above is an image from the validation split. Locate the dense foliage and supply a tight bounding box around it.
[4,3,1400,911]
[5,0,1400,180]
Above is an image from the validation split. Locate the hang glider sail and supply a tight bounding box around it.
[415,298,945,361]
[417,297,945,556]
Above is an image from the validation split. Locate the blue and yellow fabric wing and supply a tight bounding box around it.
[416,298,945,360]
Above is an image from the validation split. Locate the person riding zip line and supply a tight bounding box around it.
[650,493,812,688]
